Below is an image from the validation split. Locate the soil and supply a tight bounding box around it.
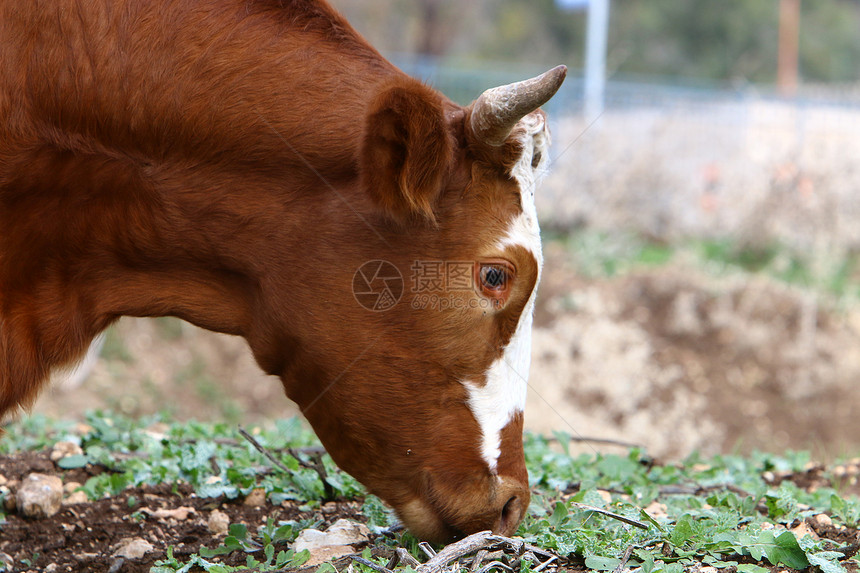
[0,451,369,572]
[3,448,860,571]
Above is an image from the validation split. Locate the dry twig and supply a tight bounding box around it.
[396,547,422,568]
[415,531,564,573]
[350,555,394,573]
[571,502,649,529]
[238,426,292,474]
[238,425,335,499]
[613,545,634,573]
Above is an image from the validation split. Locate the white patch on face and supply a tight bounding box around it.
[464,112,550,472]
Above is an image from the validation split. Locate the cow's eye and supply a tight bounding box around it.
[531,151,542,169]
[479,264,510,291]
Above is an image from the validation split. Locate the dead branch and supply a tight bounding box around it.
[349,555,393,573]
[546,434,644,450]
[417,531,565,573]
[571,502,649,529]
[417,531,497,573]
[396,547,422,568]
[613,545,634,573]
[238,426,291,474]
[238,426,335,500]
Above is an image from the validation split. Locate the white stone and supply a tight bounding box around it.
[112,537,155,559]
[142,506,196,521]
[63,491,89,505]
[16,473,63,518]
[50,440,83,462]
[293,519,370,566]
[208,509,230,536]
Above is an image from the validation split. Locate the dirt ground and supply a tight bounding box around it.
[529,242,860,460]
[2,447,860,571]
[0,451,369,572]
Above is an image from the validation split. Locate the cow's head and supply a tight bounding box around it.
[259,66,565,543]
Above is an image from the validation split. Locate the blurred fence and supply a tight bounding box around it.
[394,55,860,255]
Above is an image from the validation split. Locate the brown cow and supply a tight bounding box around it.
[0,0,565,541]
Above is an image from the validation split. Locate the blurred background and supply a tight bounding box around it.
[32,0,860,461]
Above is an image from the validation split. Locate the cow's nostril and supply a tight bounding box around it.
[499,496,521,535]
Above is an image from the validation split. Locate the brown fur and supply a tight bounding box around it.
[0,0,557,542]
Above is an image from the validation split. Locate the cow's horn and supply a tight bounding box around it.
[470,65,567,147]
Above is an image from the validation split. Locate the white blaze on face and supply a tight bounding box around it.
[465,113,550,473]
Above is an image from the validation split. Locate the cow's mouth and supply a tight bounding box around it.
[392,473,527,544]
[395,497,462,544]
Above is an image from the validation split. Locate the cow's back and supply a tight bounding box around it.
[0,0,397,180]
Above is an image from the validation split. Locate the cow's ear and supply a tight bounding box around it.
[361,79,452,225]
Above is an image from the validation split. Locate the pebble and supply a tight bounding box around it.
[0,474,7,486]
[16,473,63,518]
[813,513,833,527]
[64,481,82,494]
[243,488,267,507]
[208,509,230,535]
[50,440,83,462]
[75,423,94,435]
[294,518,371,567]
[144,422,170,441]
[63,491,89,505]
[3,490,16,512]
[112,537,155,559]
[644,501,668,520]
[790,521,818,541]
[142,506,196,521]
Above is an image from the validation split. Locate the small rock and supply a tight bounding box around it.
[644,501,668,520]
[299,546,355,567]
[0,552,13,570]
[0,474,7,486]
[112,537,154,559]
[63,491,89,505]
[596,489,612,504]
[142,506,196,521]
[3,489,16,512]
[293,518,370,566]
[791,521,819,541]
[144,422,170,440]
[50,440,83,461]
[208,509,230,536]
[75,422,94,434]
[243,488,267,507]
[44,563,59,573]
[64,481,82,494]
[321,501,338,514]
[326,518,371,543]
[813,513,833,527]
[16,473,63,518]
